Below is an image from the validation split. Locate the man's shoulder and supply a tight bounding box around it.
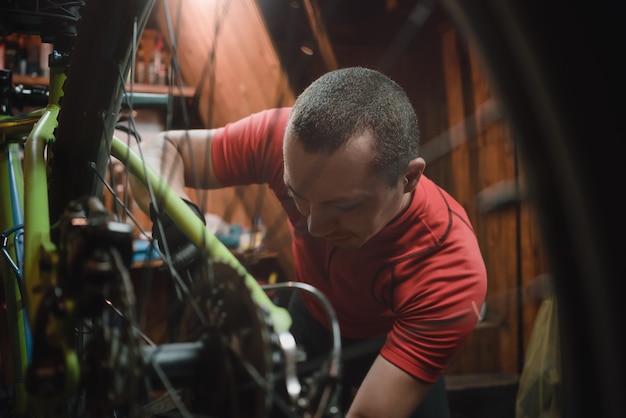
[247,107,292,127]
[417,175,468,217]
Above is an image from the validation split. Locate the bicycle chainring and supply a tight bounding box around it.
[178,261,279,418]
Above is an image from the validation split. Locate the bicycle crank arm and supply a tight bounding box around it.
[142,340,220,388]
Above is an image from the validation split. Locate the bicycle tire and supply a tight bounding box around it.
[47,0,156,224]
[440,1,625,417]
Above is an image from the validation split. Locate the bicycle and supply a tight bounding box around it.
[0,1,341,417]
[2,1,624,418]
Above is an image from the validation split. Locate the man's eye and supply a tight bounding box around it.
[336,202,359,212]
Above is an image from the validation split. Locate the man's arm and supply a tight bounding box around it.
[128,129,223,214]
[347,355,433,418]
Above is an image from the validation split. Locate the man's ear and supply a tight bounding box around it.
[404,157,426,193]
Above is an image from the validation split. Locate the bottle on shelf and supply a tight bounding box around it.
[135,43,146,83]
[1,35,19,72]
[16,34,28,75]
[0,39,5,70]
[39,42,53,78]
[147,34,161,85]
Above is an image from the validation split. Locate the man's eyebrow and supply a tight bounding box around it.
[286,182,366,205]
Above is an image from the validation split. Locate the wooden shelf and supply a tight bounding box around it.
[11,74,195,98]
[125,82,196,98]
[12,74,49,86]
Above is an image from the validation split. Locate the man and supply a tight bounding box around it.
[130,67,487,417]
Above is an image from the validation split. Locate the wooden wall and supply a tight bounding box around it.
[152,0,297,281]
[393,17,550,377]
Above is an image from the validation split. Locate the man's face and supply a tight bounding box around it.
[283,130,409,249]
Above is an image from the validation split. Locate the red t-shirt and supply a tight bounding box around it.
[211,107,487,383]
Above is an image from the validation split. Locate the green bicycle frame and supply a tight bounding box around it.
[0,139,29,414]
[0,84,62,415]
[0,82,52,416]
[21,65,80,412]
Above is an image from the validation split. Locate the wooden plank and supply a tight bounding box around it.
[439,21,507,375]
[445,372,518,391]
[467,41,520,374]
[446,321,502,374]
[439,22,474,219]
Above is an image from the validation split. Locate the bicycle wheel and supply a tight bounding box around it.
[439,1,625,417]
[39,1,295,416]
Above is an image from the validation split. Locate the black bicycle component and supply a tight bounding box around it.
[142,341,221,388]
[0,0,83,50]
[150,198,205,254]
[47,0,156,225]
[1,69,12,115]
[149,198,207,279]
[12,83,49,110]
[52,196,142,416]
[0,69,50,114]
[57,196,134,317]
[25,286,77,400]
[177,261,278,418]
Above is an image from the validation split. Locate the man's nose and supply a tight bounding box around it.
[307,206,337,238]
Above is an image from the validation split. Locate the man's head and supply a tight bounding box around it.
[283,67,425,249]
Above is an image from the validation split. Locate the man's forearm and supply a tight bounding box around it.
[128,131,189,215]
